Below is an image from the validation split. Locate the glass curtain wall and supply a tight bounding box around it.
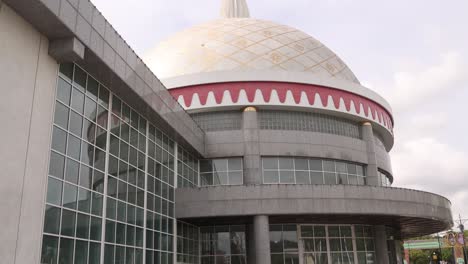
[41,64,181,264]
[177,147,199,188]
[271,225,376,264]
[262,157,366,185]
[177,221,200,264]
[199,158,243,186]
[200,225,247,264]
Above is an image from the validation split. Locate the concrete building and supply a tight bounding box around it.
[0,0,453,264]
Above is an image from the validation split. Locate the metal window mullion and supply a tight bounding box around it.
[142,120,149,264]
[99,92,113,264]
[351,225,359,264]
[173,142,178,264]
[325,225,332,264]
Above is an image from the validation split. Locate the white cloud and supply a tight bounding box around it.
[392,137,468,219]
[388,52,467,109]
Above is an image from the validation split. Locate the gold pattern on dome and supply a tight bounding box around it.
[147,18,360,84]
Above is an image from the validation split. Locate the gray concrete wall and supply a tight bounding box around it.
[0,4,58,264]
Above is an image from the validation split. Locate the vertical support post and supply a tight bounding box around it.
[254,215,271,264]
[361,122,380,186]
[242,107,261,185]
[142,114,150,264]
[173,142,178,264]
[374,226,390,264]
[298,225,304,264]
[99,93,113,264]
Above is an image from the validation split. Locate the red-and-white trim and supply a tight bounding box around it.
[169,81,394,133]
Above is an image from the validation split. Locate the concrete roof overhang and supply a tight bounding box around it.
[175,184,453,238]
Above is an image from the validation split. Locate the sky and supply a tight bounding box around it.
[91,0,468,227]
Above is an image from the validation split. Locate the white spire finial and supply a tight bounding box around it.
[220,0,250,18]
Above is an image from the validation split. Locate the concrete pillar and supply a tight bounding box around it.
[361,122,380,186]
[243,107,261,185]
[254,215,271,264]
[374,226,390,264]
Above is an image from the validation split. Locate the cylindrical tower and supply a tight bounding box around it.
[146,1,452,263]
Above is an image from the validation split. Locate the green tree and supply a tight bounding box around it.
[409,249,431,264]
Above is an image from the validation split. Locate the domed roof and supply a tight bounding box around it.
[146,18,360,84]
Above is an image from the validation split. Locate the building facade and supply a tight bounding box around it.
[0,0,453,264]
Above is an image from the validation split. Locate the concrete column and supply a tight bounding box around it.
[361,122,380,186]
[243,107,261,185]
[254,215,271,264]
[374,226,390,264]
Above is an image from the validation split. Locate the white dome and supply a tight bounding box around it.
[146,18,360,84]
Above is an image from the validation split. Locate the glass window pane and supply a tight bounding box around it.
[347,164,357,175]
[324,172,337,185]
[59,238,74,264]
[41,235,58,264]
[74,240,88,264]
[228,171,243,185]
[309,159,322,171]
[90,216,102,241]
[89,242,101,264]
[295,158,308,170]
[61,209,76,236]
[46,177,63,205]
[271,254,283,264]
[323,160,335,172]
[279,158,294,170]
[285,254,299,264]
[200,173,213,186]
[329,239,341,251]
[71,88,85,114]
[49,152,65,179]
[336,162,347,173]
[104,244,115,264]
[67,134,81,160]
[43,205,61,234]
[59,64,73,80]
[264,171,279,184]
[105,220,116,243]
[52,127,67,153]
[76,213,90,239]
[62,183,77,209]
[270,228,283,253]
[215,171,228,185]
[69,111,83,137]
[86,77,99,101]
[54,102,69,129]
[263,158,278,169]
[213,159,228,172]
[337,173,348,185]
[280,171,295,184]
[84,97,97,121]
[73,66,87,91]
[78,188,91,213]
[315,238,327,252]
[314,226,326,237]
[296,171,310,184]
[91,193,103,216]
[57,78,72,104]
[301,226,313,238]
[328,226,340,237]
[65,158,80,184]
[228,158,242,170]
